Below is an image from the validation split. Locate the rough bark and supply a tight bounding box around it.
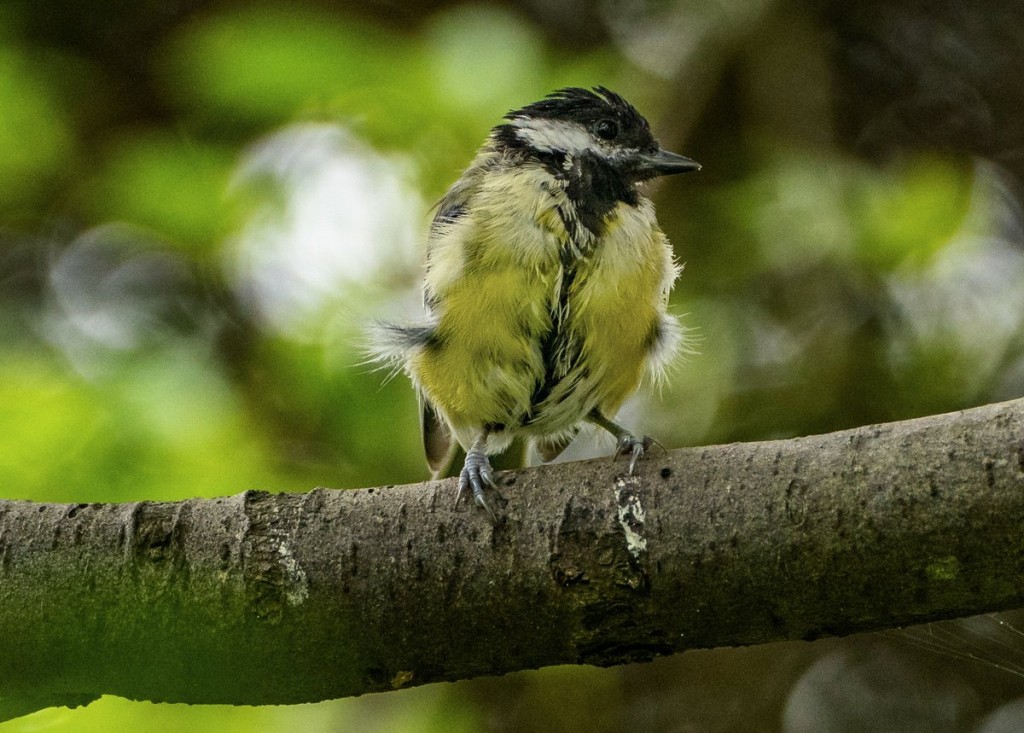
[1,399,1023,710]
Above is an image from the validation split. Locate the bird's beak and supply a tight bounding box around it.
[636,149,701,178]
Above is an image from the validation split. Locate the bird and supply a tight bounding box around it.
[374,86,699,521]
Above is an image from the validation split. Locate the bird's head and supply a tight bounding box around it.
[493,87,700,182]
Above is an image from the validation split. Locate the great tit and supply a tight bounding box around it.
[375,86,699,521]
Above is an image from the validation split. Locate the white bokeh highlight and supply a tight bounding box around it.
[226,123,424,335]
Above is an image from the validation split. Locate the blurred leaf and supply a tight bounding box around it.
[247,334,424,490]
[711,148,857,285]
[84,132,237,249]
[0,46,75,210]
[0,352,108,501]
[159,6,420,128]
[0,345,274,503]
[853,157,974,269]
[421,5,545,121]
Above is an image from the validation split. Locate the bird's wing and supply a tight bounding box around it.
[418,179,475,474]
[422,165,484,308]
[428,190,470,240]
[420,395,454,475]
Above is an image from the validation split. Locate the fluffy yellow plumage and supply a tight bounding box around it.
[414,189,676,443]
[375,87,699,520]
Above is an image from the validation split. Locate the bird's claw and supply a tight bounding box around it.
[457,450,498,523]
[614,433,655,475]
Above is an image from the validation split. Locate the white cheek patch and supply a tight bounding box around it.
[512,117,594,155]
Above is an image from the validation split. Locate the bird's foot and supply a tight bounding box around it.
[614,433,656,475]
[586,410,659,476]
[457,449,498,523]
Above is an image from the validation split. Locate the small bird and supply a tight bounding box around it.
[376,87,699,520]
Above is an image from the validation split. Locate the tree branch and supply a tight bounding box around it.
[2,399,1024,709]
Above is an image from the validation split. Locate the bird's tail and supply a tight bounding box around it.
[361,321,434,382]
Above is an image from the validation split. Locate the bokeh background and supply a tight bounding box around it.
[3,0,1024,730]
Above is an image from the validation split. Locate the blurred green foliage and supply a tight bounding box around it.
[86,133,238,248]
[0,46,75,210]
[1,0,1023,730]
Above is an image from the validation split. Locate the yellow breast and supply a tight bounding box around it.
[411,165,678,443]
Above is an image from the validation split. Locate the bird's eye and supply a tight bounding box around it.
[593,119,619,140]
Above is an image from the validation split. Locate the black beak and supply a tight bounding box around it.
[635,149,701,178]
